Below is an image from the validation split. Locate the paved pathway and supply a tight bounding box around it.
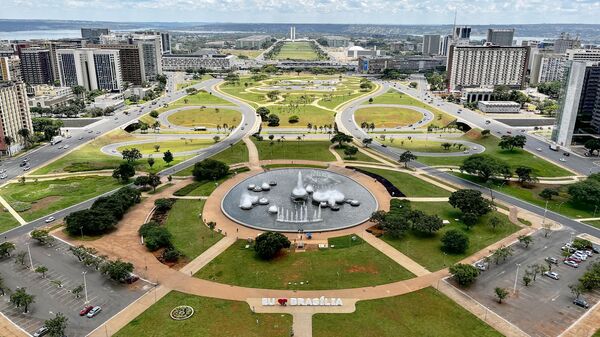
[361,232,431,276]
[243,136,261,169]
[0,196,26,225]
[0,312,28,337]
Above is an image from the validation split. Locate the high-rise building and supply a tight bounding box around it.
[0,81,33,154]
[440,34,452,56]
[81,28,110,43]
[486,29,515,46]
[134,36,162,81]
[96,44,144,85]
[453,26,471,42]
[566,49,600,62]
[552,61,600,146]
[554,32,581,54]
[160,32,171,54]
[447,45,530,91]
[38,40,83,82]
[422,35,441,55]
[235,35,271,49]
[56,48,123,92]
[20,48,53,85]
[0,56,21,81]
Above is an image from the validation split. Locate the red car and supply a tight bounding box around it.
[79,305,93,316]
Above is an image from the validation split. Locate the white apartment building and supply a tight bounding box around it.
[566,49,600,62]
[530,53,566,85]
[0,81,33,153]
[162,54,236,71]
[56,48,123,92]
[447,45,529,91]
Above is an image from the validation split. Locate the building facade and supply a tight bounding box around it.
[57,48,123,92]
[477,101,521,113]
[359,56,446,73]
[235,35,270,49]
[96,44,144,85]
[0,56,21,82]
[162,54,235,71]
[20,48,53,85]
[324,36,350,48]
[552,61,600,146]
[486,29,515,46]
[530,52,566,85]
[447,45,529,91]
[566,49,600,62]
[553,33,581,54]
[28,85,74,109]
[422,35,441,55]
[81,28,109,43]
[0,81,33,153]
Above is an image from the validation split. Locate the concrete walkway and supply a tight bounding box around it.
[0,196,27,225]
[361,232,431,277]
[170,195,208,200]
[0,312,28,337]
[328,145,344,165]
[395,197,450,202]
[243,136,261,170]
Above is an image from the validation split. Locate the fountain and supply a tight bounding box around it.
[291,171,308,201]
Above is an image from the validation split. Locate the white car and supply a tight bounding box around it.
[536,148,542,152]
[63,145,70,149]
[543,271,560,280]
[0,174,7,179]
[45,216,55,223]
[559,158,566,162]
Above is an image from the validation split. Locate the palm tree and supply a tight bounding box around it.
[4,136,13,157]
[17,129,31,149]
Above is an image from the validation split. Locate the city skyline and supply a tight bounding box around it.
[1,0,600,25]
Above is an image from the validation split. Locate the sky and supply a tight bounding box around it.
[2,0,600,24]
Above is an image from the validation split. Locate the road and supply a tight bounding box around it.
[1,75,258,240]
[337,81,600,239]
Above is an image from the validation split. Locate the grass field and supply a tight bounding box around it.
[174,142,249,176]
[114,291,292,337]
[0,209,20,234]
[333,147,379,162]
[586,221,600,229]
[272,41,320,60]
[357,167,450,197]
[195,235,414,290]
[33,130,191,174]
[455,173,599,220]
[263,163,327,169]
[164,199,222,260]
[313,287,502,337]
[0,176,123,222]
[382,202,519,271]
[166,108,241,128]
[266,104,336,128]
[417,131,573,177]
[253,139,336,162]
[221,49,263,58]
[117,139,212,155]
[161,91,234,110]
[364,90,456,127]
[355,107,424,128]
[381,138,467,153]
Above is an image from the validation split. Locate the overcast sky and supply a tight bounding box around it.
[2,0,600,24]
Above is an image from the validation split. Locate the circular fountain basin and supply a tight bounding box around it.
[221,168,378,232]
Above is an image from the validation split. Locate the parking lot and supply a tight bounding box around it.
[0,234,150,336]
[461,227,600,337]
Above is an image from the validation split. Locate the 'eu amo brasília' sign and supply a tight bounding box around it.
[262,297,343,306]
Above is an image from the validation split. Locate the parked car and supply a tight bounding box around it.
[568,256,582,263]
[573,252,588,260]
[79,305,94,316]
[543,271,560,280]
[87,306,102,318]
[560,158,566,162]
[475,262,488,271]
[573,298,589,308]
[564,260,579,268]
[44,216,55,223]
[0,174,7,179]
[563,152,570,156]
[536,148,543,152]
[23,166,30,171]
[33,327,49,337]
[545,257,559,265]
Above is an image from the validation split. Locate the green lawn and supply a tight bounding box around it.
[264,104,335,128]
[174,174,233,197]
[383,202,520,271]
[417,131,573,177]
[166,108,241,128]
[174,142,249,176]
[114,291,292,337]
[263,163,328,169]
[220,49,263,58]
[313,287,502,337]
[381,138,467,153]
[0,176,123,222]
[586,221,600,229]
[0,209,20,233]
[333,147,379,162]
[195,235,414,290]
[117,139,212,155]
[271,41,320,61]
[364,90,456,127]
[33,130,191,174]
[355,107,424,128]
[166,90,234,107]
[164,200,222,260]
[253,139,336,162]
[358,167,450,197]
[455,173,599,219]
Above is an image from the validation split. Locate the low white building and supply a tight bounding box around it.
[162,54,236,71]
[477,101,521,113]
[89,93,125,110]
[28,85,74,109]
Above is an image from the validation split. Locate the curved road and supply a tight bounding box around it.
[157,105,243,131]
[353,103,434,130]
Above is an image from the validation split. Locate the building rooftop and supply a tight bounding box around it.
[237,35,270,41]
[478,101,521,106]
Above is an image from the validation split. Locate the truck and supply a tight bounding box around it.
[549,143,560,151]
[50,136,63,145]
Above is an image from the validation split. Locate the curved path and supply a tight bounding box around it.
[376,133,485,157]
[157,105,243,131]
[100,134,218,158]
[353,103,434,130]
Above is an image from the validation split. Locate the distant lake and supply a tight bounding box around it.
[0,30,82,40]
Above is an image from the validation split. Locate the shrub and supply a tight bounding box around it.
[449,263,479,287]
[173,182,202,196]
[139,222,172,252]
[162,248,181,262]
[254,232,291,260]
[149,110,159,118]
[154,198,174,212]
[288,115,300,123]
[192,159,229,182]
[441,229,469,254]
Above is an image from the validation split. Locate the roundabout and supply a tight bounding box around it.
[353,104,434,130]
[157,105,243,131]
[221,168,378,232]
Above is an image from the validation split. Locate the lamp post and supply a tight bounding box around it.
[542,200,549,226]
[82,271,89,304]
[513,263,521,294]
[26,242,34,271]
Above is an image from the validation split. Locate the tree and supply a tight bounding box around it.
[45,312,68,337]
[460,154,511,181]
[72,284,84,298]
[481,129,491,137]
[539,188,559,201]
[100,259,134,282]
[441,142,452,150]
[267,114,280,127]
[122,148,142,163]
[4,136,13,156]
[489,216,502,231]
[495,287,509,303]
[148,173,161,192]
[572,238,593,250]
[515,166,538,185]
[343,146,358,159]
[448,189,493,218]
[147,157,155,168]
[461,212,479,229]
[522,275,532,286]
[193,159,229,181]
[133,175,151,189]
[15,251,27,266]
[362,138,372,148]
[409,210,444,234]
[10,287,35,313]
[537,81,561,98]
[399,151,417,168]
[254,232,291,260]
[35,265,48,278]
[31,229,54,245]
[213,135,221,143]
[163,150,174,166]
[528,264,542,281]
[18,128,31,148]
[154,198,174,212]
[568,179,600,206]
[441,230,469,254]
[330,132,353,148]
[368,97,374,104]
[569,283,584,299]
[498,135,526,151]
[584,139,600,156]
[518,235,534,248]
[112,162,135,183]
[257,107,270,121]
[153,144,160,152]
[449,263,479,287]
[0,242,16,258]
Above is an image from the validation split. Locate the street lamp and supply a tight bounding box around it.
[26,242,34,271]
[82,271,89,304]
[542,199,549,226]
[513,263,521,294]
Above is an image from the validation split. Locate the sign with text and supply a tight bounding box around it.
[262,296,343,306]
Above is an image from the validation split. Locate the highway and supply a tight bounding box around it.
[336,81,600,238]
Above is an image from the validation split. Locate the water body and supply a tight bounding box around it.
[0,30,82,41]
